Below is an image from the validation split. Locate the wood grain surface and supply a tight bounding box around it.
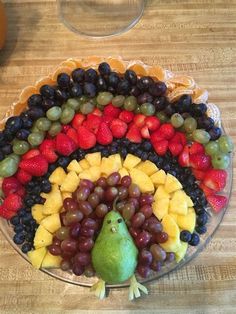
[0,1,236,313]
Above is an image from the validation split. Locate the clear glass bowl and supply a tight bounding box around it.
[0,126,233,288]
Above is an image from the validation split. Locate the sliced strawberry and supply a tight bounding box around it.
[56,133,76,156]
[207,194,228,213]
[103,104,121,118]
[168,141,183,156]
[159,123,175,140]
[110,119,128,138]
[190,153,211,171]
[145,116,160,131]
[67,128,79,146]
[126,124,142,143]
[72,113,86,130]
[39,139,58,163]
[189,142,205,155]
[192,169,206,181]
[133,114,146,128]
[96,122,113,145]
[178,146,190,167]
[22,149,40,160]
[152,139,168,156]
[119,110,134,123]
[77,126,96,149]
[199,183,215,196]
[2,177,22,197]
[140,125,150,139]
[0,205,15,219]
[16,169,32,184]
[203,169,227,192]
[3,194,23,212]
[19,155,48,177]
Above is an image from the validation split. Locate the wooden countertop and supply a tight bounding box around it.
[0,1,236,313]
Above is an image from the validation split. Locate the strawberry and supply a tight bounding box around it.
[159,123,175,140]
[145,116,160,131]
[133,114,146,128]
[192,169,206,181]
[77,126,96,149]
[178,146,190,167]
[102,115,113,125]
[66,128,79,146]
[189,153,211,170]
[39,139,58,163]
[2,177,22,196]
[140,125,150,139]
[83,114,102,134]
[2,194,23,212]
[203,169,227,192]
[0,205,15,219]
[103,104,121,118]
[96,122,113,145]
[16,186,26,198]
[189,142,205,155]
[150,129,165,143]
[72,113,86,130]
[22,149,40,160]
[207,194,228,213]
[126,124,142,143]
[119,111,134,123]
[172,132,187,146]
[91,108,102,116]
[199,183,215,196]
[56,133,76,156]
[61,125,71,133]
[168,141,183,156]
[110,119,128,138]
[152,139,168,156]
[19,155,48,177]
[16,169,32,184]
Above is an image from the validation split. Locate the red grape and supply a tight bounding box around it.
[76,187,90,201]
[138,249,153,266]
[137,264,151,278]
[115,200,126,212]
[147,222,163,234]
[135,231,151,248]
[122,202,135,220]
[121,175,132,187]
[53,237,61,246]
[72,262,84,276]
[106,172,121,186]
[151,260,162,272]
[81,218,97,229]
[74,252,91,266]
[78,238,94,252]
[140,205,153,218]
[48,244,62,256]
[150,244,166,261]
[55,227,70,240]
[65,210,84,225]
[87,193,100,208]
[128,184,141,198]
[155,232,168,243]
[94,186,105,200]
[79,179,94,191]
[78,201,93,216]
[80,227,95,237]
[61,239,78,254]
[69,222,81,239]
[139,194,154,206]
[60,259,71,271]
[96,177,107,188]
[117,186,129,200]
[128,198,139,210]
[63,198,79,211]
[131,212,145,228]
[95,203,108,218]
[129,227,141,238]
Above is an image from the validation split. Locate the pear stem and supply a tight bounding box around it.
[112,196,119,211]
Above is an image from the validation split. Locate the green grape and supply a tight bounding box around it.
[140,103,155,116]
[28,132,44,146]
[183,117,197,133]
[60,107,75,124]
[77,95,88,104]
[156,111,168,123]
[66,98,80,111]
[124,96,137,111]
[205,141,219,156]
[46,106,62,121]
[96,92,113,106]
[48,122,62,137]
[170,113,184,128]
[80,101,95,115]
[218,135,234,154]
[186,133,193,141]
[0,157,18,177]
[112,95,125,107]
[8,153,20,163]
[212,153,230,169]
[13,140,30,155]
[192,129,210,144]
[36,117,52,131]
[134,106,141,114]
[31,123,40,133]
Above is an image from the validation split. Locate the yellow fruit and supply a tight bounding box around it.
[60,171,80,192]
[62,192,72,201]
[123,154,141,170]
[154,185,170,200]
[118,167,129,178]
[28,247,47,269]
[160,236,181,253]
[78,159,90,170]
[67,160,83,174]
[177,207,196,233]
[169,213,178,223]
[79,166,101,182]
[41,251,62,268]
[40,192,49,199]
[49,167,67,185]
[43,185,63,215]
[186,195,194,207]
[136,160,158,176]
[109,154,122,169]
[32,204,46,224]
[129,168,154,193]
[100,157,120,176]
[85,152,101,167]
[34,225,53,249]
[152,199,169,220]
[79,170,93,181]
[169,190,188,215]
[150,170,166,186]
[175,241,188,263]
[162,214,180,238]
[164,173,182,193]
[40,213,61,233]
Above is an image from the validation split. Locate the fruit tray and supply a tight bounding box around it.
[0,57,233,298]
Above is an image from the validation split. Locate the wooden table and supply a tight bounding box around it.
[0,1,236,313]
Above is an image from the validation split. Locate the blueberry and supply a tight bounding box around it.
[14,224,25,233]
[21,213,33,225]
[41,179,52,193]
[28,94,43,107]
[137,76,154,91]
[135,149,143,158]
[16,129,30,140]
[101,149,109,157]
[191,103,207,117]
[208,126,222,141]
[5,116,23,133]
[196,213,208,226]
[130,86,141,97]
[40,85,55,99]
[83,82,97,98]
[70,84,82,98]
[13,232,25,245]
[55,88,70,103]
[164,104,176,117]
[148,81,167,97]
[189,233,200,246]
[124,69,137,85]
[24,198,35,207]
[72,68,85,83]
[42,99,57,111]
[27,107,45,120]
[21,242,32,254]
[137,92,153,105]
[120,147,128,159]
[195,225,207,234]
[197,116,214,130]
[35,196,45,204]
[98,62,111,76]
[57,72,71,89]
[141,152,148,161]
[1,144,13,155]
[108,146,117,155]
[48,163,57,173]
[84,68,97,83]
[108,72,120,87]
[116,79,131,95]
[57,156,70,168]
[10,215,20,226]
[180,230,192,242]
[18,208,27,218]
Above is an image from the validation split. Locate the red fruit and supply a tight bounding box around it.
[61,125,70,133]
[22,149,40,160]
[140,125,150,139]
[133,114,146,128]
[192,169,206,181]
[77,126,96,150]
[178,146,190,167]
[119,110,134,123]
[203,169,227,192]
[0,206,15,219]
[168,141,183,156]
[110,119,128,138]
[150,129,165,143]
[207,194,227,213]
[91,108,102,116]
[189,142,205,155]
[102,115,113,125]
[83,114,102,134]
[96,122,113,145]
[67,128,79,146]
[16,169,32,184]
[103,104,121,118]
[189,153,211,171]
[152,139,168,156]
[126,124,142,143]
[159,123,175,140]
[145,116,160,131]
[39,139,58,163]
[3,194,23,212]
[2,177,22,196]
[16,186,26,198]
[199,183,215,196]
[172,132,187,146]
[56,133,76,156]
[19,155,48,177]
[72,114,86,130]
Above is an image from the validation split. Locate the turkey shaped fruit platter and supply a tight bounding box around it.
[0,57,233,300]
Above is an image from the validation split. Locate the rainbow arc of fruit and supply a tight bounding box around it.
[0,58,233,290]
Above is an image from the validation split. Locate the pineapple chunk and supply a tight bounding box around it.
[160,236,181,253]
[79,170,93,181]
[169,213,178,223]
[129,168,154,193]
[34,225,53,249]
[41,251,62,268]
[32,204,46,224]
[123,154,141,170]
[40,213,61,233]
[154,185,170,200]
[79,166,101,182]
[175,241,188,263]
[43,185,63,215]
[152,199,169,220]
[164,173,182,193]
[118,167,129,178]
[186,195,194,207]
[85,152,101,167]
[162,214,180,238]
[177,207,196,233]
[100,157,120,176]
[150,170,166,186]
[67,160,83,174]
[169,190,188,215]
[61,171,80,192]
[136,160,158,176]
[49,167,67,185]
[62,192,72,201]
[40,192,49,199]
[109,154,122,169]
[28,247,47,269]
[78,159,90,170]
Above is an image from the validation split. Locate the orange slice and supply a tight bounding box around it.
[35,76,56,90]
[167,87,194,102]
[106,57,126,74]
[166,82,176,92]
[192,88,209,104]
[19,86,38,103]
[51,66,73,81]
[60,59,77,69]
[128,62,148,76]
[81,56,103,69]
[168,75,196,89]
[148,66,166,81]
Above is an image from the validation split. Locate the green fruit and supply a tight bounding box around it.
[112,95,125,107]
[31,123,40,133]
[80,101,95,115]
[48,122,62,137]
[218,135,234,154]
[124,96,137,112]
[205,141,219,156]
[212,153,230,169]
[46,106,62,121]
[0,156,19,177]
[156,111,168,123]
[184,117,197,133]
[60,107,75,124]
[96,92,113,106]
[91,210,138,284]
[78,95,88,104]
[66,98,80,111]
[171,113,184,128]
[140,103,155,116]
[8,154,20,163]
[13,140,30,155]
[192,129,210,144]
[36,117,52,131]
[134,106,141,114]
[28,132,44,146]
